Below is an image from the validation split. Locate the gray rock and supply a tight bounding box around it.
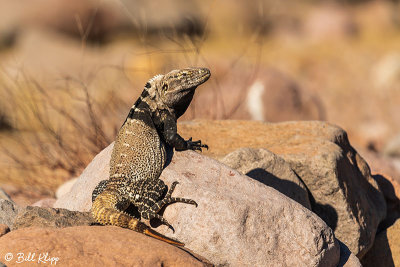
[0,200,21,228]
[12,206,94,230]
[221,147,311,209]
[55,143,340,267]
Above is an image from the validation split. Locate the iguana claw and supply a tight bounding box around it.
[186,137,208,152]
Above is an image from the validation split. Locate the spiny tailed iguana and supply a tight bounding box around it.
[91,67,211,246]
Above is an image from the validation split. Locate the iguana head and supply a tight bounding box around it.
[145,67,211,117]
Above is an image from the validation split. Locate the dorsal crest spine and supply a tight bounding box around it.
[148,74,163,84]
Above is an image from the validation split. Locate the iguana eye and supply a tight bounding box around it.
[162,83,168,90]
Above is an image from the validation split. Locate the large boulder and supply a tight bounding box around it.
[55,144,340,266]
[220,147,311,209]
[177,120,386,257]
[0,226,210,267]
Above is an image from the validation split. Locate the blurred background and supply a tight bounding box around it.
[0,0,400,204]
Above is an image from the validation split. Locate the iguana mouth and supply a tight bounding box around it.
[183,68,210,89]
[195,68,211,81]
[199,71,211,82]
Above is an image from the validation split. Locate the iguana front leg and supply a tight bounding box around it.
[162,113,208,151]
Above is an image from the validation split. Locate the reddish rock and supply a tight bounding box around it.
[388,220,400,265]
[361,219,400,267]
[0,226,210,266]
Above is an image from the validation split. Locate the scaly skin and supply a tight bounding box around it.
[91,68,211,246]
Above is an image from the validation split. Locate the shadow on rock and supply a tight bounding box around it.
[373,174,400,231]
[246,168,311,207]
[361,229,395,267]
[245,166,338,232]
